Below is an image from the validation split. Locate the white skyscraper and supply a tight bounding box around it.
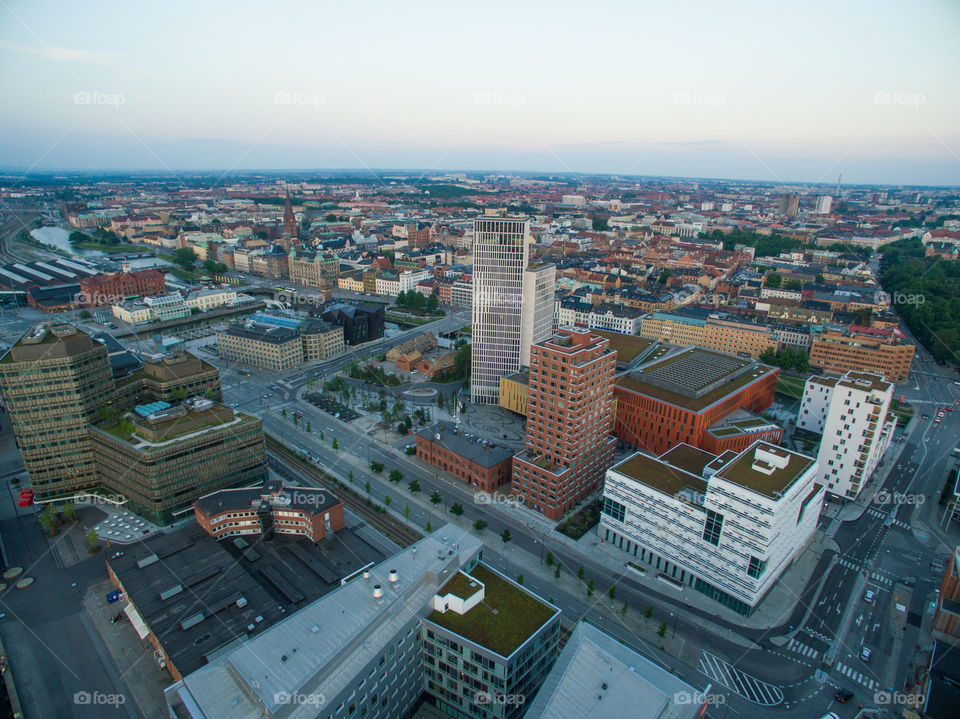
[797,371,896,499]
[471,218,555,404]
[815,195,833,214]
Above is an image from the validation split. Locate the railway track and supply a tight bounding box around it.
[265,436,421,548]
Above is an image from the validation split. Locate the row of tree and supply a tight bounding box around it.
[395,289,441,314]
[759,346,811,372]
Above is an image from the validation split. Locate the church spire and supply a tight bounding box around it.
[283,189,297,238]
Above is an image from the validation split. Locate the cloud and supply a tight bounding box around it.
[0,40,125,64]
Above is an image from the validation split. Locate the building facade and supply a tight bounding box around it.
[808,329,914,381]
[600,441,823,615]
[416,422,514,492]
[79,269,166,306]
[797,371,896,499]
[216,324,304,371]
[511,329,616,520]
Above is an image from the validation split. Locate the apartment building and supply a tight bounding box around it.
[797,371,896,499]
[471,218,555,404]
[451,278,473,308]
[599,441,823,615]
[511,328,616,520]
[639,309,777,359]
[613,347,780,455]
[165,526,561,719]
[194,479,345,542]
[216,324,304,371]
[184,288,238,312]
[809,329,914,381]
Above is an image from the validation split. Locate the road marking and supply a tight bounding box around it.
[698,651,783,706]
[834,661,879,691]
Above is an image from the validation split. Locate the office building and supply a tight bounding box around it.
[524,621,707,719]
[112,291,191,325]
[288,247,340,288]
[599,441,823,615]
[815,195,833,214]
[808,329,914,381]
[194,479,344,543]
[321,302,385,346]
[416,422,514,492]
[216,319,345,371]
[511,328,616,520]
[778,193,800,217]
[639,309,778,360]
[470,218,555,404]
[91,397,267,524]
[0,323,115,497]
[165,525,561,719]
[797,371,896,499]
[613,346,780,456]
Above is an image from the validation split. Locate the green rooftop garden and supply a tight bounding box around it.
[438,571,483,601]
[427,564,555,657]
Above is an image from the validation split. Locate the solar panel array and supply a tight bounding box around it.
[641,349,749,397]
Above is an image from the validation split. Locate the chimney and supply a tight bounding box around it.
[373,584,383,600]
[388,569,399,588]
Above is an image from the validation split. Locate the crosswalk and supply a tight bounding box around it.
[802,627,833,643]
[786,638,820,659]
[838,557,861,572]
[868,572,894,587]
[866,507,911,530]
[834,661,879,691]
[698,651,783,706]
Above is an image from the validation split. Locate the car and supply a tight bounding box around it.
[106,589,124,603]
[922,413,930,419]
[935,418,942,423]
[263,393,271,398]
[864,589,875,604]
[948,407,954,412]
[834,688,854,703]
[293,412,302,419]
[859,646,872,662]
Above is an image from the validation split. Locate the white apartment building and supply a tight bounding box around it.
[599,441,823,615]
[184,288,238,312]
[470,218,555,403]
[112,292,189,325]
[399,268,431,293]
[797,371,896,500]
[815,195,833,214]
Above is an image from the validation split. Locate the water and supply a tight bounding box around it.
[30,227,105,259]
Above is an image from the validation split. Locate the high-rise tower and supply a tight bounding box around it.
[283,190,297,238]
[470,218,555,404]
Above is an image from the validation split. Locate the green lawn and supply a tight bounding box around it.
[776,375,807,399]
[71,241,147,254]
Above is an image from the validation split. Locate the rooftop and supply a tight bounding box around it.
[714,441,816,500]
[416,421,513,468]
[195,480,341,517]
[611,451,707,498]
[591,329,654,364]
[437,571,483,601]
[426,564,557,657]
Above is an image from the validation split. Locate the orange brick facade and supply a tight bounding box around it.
[194,499,345,543]
[613,370,779,456]
[79,269,166,306]
[809,330,914,382]
[416,434,513,492]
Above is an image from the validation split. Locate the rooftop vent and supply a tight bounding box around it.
[373,584,383,600]
[388,569,399,587]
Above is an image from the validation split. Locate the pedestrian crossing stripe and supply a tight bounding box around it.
[786,639,820,659]
[869,573,893,586]
[838,558,861,572]
[835,661,879,691]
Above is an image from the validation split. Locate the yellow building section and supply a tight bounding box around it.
[499,372,529,416]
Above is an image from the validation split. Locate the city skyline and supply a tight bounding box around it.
[1,0,959,185]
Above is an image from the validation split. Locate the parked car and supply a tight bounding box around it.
[833,688,853,703]
[859,646,872,662]
[864,589,875,604]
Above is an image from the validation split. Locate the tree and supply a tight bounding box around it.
[403,504,411,520]
[621,601,628,616]
[407,480,421,494]
[815,273,825,283]
[389,469,403,483]
[40,506,57,536]
[554,564,561,580]
[98,406,118,424]
[171,387,187,401]
[430,490,442,506]
[62,501,76,524]
[587,579,595,598]
[426,520,432,532]
[450,502,464,517]
[202,259,228,274]
[501,529,511,546]
[331,437,338,450]
[307,422,312,433]
[320,429,325,440]
[384,495,392,507]
[592,215,609,232]
[426,293,439,313]
[365,480,371,494]
[545,551,554,567]
[577,565,585,581]
[437,392,444,409]
[516,574,524,586]
[645,606,654,623]
[608,585,616,601]
[784,278,803,291]
[473,519,487,533]
[172,247,198,271]
[370,461,384,473]
[282,408,287,417]
[764,271,782,288]
[657,622,668,639]
[348,470,354,484]
[293,416,299,426]
[78,309,91,319]
[87,527,100,551]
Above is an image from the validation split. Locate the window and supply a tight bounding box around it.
[602,497,626,522]
[702,510,723,546]
[747,556,767,579]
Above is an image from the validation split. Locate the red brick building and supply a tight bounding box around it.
[79,269,166,306]
[614,347,779,456]
[193,479,344,543]
[511,328,617,520]
[416,422,513,492]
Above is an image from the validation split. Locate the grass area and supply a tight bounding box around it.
[776,375,807,399]
[427,564,554,657]
[158,254,202,281]
[438,571,483,600]
[385,313,433,327]
[557,499,601,540]
[70,241,147,254]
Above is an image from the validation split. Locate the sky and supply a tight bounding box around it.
[1,0,959,185]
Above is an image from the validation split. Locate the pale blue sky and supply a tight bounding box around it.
[1,0,958,184]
